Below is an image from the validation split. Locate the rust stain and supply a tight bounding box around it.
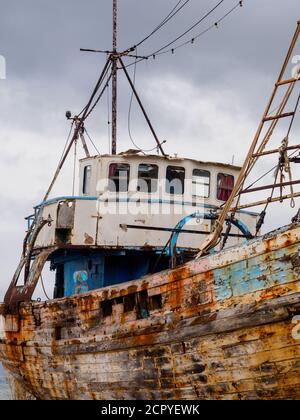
[1,225,300,399]
[84,233,94,245]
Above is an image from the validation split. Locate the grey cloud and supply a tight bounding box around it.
[0,0,300,299]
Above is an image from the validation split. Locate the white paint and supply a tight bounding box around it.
[34,154,258,251]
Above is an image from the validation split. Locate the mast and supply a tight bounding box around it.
[42,0,166,203]
[111,0,117,155]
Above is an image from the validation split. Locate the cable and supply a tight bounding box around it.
[85,64,112,120]
[127,53,146,153]
[287,92,300,138]
[154,0,243,57]
[238,147,300,192]
[127,53,166,154]
[133,0,191,49]
[242,91,300,193]
[58,121,75,166]
[84,128,101,155]
[121,1,243,69]
[149,0,225,56]
[40,274,50,300]
[77,60,112,119]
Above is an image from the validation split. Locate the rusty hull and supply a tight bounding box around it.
[1,223,300,399]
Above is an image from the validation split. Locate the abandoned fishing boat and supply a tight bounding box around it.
[1,4,300,399]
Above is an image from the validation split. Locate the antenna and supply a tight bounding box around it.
[111,0,117,155]
[79,1,167,158]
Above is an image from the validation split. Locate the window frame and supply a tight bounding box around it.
[108,162,131,193]
[165,165,186,196]
[82,165,92,195]
[192,168,211,199]
[216,172,235,202]
[137,163,159,194]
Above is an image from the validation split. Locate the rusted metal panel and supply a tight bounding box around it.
[0,223,300,399]
[4,248,57,308]
[56,200,75,229]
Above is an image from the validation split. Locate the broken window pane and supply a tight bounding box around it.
[108,163,130,192]
[166,166,185,195]
[137,163,159,193]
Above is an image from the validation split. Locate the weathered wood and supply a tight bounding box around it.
[1,223,300,399]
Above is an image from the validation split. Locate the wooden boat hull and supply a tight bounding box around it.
[1,223,300,400]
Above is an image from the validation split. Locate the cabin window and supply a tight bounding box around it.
[82,165,92,195]
[166,166,185,195]
[137,164,158,193]
[217,173,234,201]
[108,163,130,192]
[192,169,210,198]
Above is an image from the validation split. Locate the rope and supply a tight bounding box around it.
[255,164,280,236]
[40,274,50,300]
[279,137,295,208]
[275,92,300,209]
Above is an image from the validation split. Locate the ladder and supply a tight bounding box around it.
[197,21,300,256]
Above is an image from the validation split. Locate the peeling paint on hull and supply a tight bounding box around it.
[1,223,300,400]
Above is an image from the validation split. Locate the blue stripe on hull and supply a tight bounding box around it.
[214,242,300,301]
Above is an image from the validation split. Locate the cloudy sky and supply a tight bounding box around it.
[0,0,299,299]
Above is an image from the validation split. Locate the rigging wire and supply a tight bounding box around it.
[133,0,191,49]
[127,52,146,154]
[77,61,112,118]
[147,0,226,56]
[234,147,300,197]
[58,121,75,166]
[242,91,300,194]
[127,52,166,154]
[122,1,243,69]
[84,128,101,155]
[85,65,112,120]
[40,274,50,301]
[154,0,243,57]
